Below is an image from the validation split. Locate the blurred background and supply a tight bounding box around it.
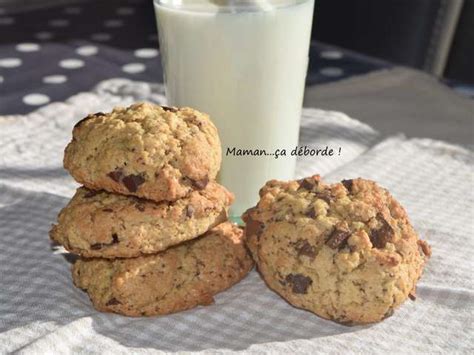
[313,0,472,83]
[0,0,473,143]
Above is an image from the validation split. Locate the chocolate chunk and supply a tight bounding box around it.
[135,203,145,212]
[102,208,114,212]
[305,208,317,218]
[342,179,353,192]
[122,174,145,192]
[326,228,351,249]
[161,105,178,112]
[315,191,333,204]
[285,273,313,294]
[106,297,121,306]
[107,169,123,182]
[185,205,195,218]
[90,234,119,250]
[408,292,416,301]
[83,190,100,198]
[369,213,395,249]
[244,216,264,238]
[191,177,209,190]
[293,239,316,258]
[298,178,316,191]
[90,243,104,250]
[108,169,145,191]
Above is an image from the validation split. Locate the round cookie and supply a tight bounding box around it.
[72,222,254,316]
[64,102,221,202]
[50,182,233,258]
[243,175,431,325]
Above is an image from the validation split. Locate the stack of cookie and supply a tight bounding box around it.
[50,102,253,316]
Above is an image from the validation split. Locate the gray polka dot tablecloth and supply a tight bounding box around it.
[2,0,474,117]
[0,0,162,115]
[0,0,399,115]
[1,0,472,115]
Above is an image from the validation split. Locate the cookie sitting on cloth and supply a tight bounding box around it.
[73,222,253,316]
[243,175,431,325]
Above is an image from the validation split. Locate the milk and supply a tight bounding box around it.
[154,0,315,217]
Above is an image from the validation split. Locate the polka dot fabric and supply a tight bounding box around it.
[1,0,471,115]
[0,0,163,115]
[0,0,396,115]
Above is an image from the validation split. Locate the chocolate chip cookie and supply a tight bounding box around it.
[50,182,233,258]
[243,175,431,325]
[72,222,254,316]
[64,102,221,202]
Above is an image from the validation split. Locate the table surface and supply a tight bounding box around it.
[0,0,473,144]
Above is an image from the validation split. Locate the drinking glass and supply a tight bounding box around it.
[154,0,315,219]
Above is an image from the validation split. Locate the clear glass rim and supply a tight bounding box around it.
[153,0,312,13]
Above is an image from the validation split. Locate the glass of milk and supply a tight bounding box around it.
[154,0,315,219]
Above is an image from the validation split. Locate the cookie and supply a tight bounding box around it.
[64,102,221,202]
[243,175,431,325]
[72,222,254,316]
[50,182,233,258]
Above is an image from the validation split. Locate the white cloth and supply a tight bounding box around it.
[0,79,472,354]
